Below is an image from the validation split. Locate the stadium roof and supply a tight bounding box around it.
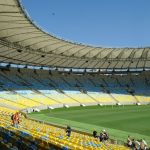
[0,0,150,69]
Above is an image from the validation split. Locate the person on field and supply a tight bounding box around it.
[99,129,109,142]
[66,125,72,137]
[12,112,20,128]
[99,132,103,142]
[127,136,132,147]
[11,113,14,125]
[93,129,97,138]
[140,139,148,150]
[135,140,141,150]
[103,129,109,141]
[131,139,135,148]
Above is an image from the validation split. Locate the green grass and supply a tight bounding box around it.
[28,105,150,145]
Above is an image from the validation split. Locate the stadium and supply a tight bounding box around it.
[0,0,150,149]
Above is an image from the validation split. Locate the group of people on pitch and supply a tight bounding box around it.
[127,136,149,150]
[93,129,109,142]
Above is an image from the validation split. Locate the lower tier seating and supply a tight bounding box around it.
[0,107,129,150]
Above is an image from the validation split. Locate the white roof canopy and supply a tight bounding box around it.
[0,0,150,69]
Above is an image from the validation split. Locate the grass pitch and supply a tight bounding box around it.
[28,105,150,145]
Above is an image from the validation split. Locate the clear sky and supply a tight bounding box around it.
[21,0,150,48]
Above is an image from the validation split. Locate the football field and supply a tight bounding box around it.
[28,105,150,145]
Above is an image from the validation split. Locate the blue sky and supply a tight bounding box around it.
[22,0,150,47]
